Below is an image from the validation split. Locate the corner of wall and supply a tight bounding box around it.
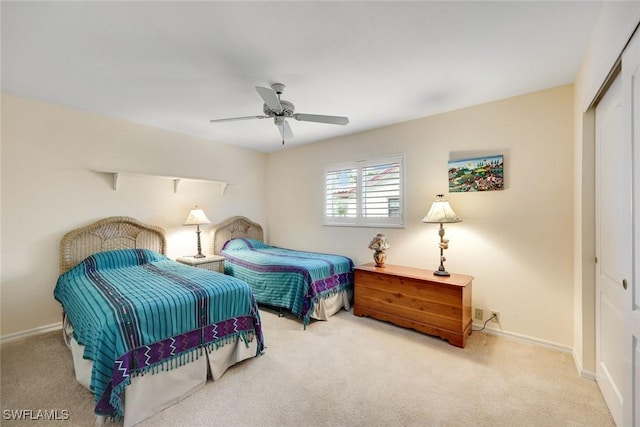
[572,348,597,381]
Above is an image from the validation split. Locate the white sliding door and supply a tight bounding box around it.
[595,27,639,427]
[623,27,640,427]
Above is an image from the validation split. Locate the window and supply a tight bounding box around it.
[324,154,404,227]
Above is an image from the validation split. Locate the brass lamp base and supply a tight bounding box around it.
[434,223,450,276]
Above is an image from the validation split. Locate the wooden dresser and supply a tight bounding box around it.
[353,263,473,348]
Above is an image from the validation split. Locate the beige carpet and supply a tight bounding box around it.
[1,308,614,427]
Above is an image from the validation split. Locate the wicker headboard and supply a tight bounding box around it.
[60,216,167,274]
[209,216,264,255]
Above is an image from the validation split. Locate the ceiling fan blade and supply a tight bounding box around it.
[293,113,349,125]
[209,115,267,123]
[277,120,294,140]
[255,86,283,112]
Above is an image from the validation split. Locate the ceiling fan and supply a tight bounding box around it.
[209,83,349,144]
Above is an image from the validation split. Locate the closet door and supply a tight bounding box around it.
[595,27,639,427]
[596,70,627,427]
[623,28,640,427]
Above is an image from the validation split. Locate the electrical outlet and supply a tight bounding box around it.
[474,308,484,321]
[490,311,500,323]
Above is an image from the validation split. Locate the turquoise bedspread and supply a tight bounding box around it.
[53,249,263,418]
[221,239,354,326]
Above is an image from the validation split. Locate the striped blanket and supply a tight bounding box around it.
[53,249,264,418]
[221,238,354,326]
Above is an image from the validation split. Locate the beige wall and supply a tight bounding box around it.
[0,93,267,337]
[267,85,575,348]
[572,2,640,376]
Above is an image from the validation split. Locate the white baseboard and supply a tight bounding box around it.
[472,322,597,382]
[572,349,597,380]
[578,368,597,380]
[1,322,62,344]
[473,322,572,353]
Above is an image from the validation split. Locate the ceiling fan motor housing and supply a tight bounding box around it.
[263,100,295,118]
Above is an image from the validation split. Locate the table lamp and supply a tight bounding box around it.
[184,206,211,258]
[421,194,461,276]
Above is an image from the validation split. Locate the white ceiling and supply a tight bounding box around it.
[2,1,607,153]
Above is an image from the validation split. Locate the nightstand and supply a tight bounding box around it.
[176,255,225,273]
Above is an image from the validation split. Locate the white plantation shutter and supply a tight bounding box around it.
[324,166,358,223]
[324,154,404,227]
[362,160,401,219]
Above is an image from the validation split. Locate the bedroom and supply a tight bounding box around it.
[1,1,639,426]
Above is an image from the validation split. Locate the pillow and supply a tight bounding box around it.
[221,238,269,251]
[78,248,167,272]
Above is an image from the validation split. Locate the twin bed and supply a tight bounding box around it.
[210,216,354,326]
[55,215,353,426]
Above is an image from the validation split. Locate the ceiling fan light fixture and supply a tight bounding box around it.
[264,100,294,117]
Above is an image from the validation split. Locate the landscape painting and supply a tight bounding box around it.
[448,155,504,192]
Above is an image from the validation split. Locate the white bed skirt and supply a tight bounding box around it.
[309,289,353,321]
[64,322,257,427]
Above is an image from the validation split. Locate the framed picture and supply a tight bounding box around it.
[448,155,504,192]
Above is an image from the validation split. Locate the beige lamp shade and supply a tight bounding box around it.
[422,195,461,224]
[184,207,211,226]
